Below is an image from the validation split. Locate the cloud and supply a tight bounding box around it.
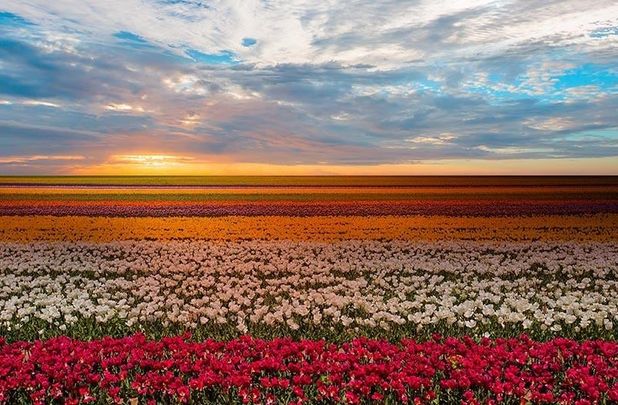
[4,0,617,67]
[0,1,617,174]
[407,134,457,145]
[0,155,85,164]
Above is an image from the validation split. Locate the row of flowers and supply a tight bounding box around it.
[0,334,617,404]
[0,240,615,339]
[2,239,614,277]
[1,199,616,217]
[2,184,613,194]
[1,215,615,243]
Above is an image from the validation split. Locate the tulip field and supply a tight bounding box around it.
[0,176,616,404]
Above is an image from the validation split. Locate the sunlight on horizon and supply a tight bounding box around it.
[70,155,618,176]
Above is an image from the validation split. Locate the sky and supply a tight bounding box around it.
[0,0,617,175]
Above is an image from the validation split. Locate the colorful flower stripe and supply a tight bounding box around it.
[1,334,617,404]
[1,199,616,217]
[2,185,617,196]
[4,175,615,187]
[1,240,616,340]
[1,215,617,242]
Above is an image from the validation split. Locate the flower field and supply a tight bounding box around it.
[2,335,618,404]
[0,177,616,404]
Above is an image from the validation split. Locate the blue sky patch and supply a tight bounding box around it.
[0,11,33,27]
[555,64,618,90]
[185,49,237,64]
[590,26,618,38]
[563,128,618,141]
[242,37,257,47]
[113,31,148,43]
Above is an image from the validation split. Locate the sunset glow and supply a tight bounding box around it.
[72,157,618,176]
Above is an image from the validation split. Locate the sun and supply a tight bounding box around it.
[117,154,188,168]
[74,154,205,175]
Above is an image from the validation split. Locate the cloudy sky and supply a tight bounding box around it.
[1,0,617,174]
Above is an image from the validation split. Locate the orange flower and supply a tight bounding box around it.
[0,215,615,242]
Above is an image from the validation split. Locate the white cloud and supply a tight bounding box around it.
[5,0,617,68]
[331,112,351,121]
[524,117,576,131]
[477,145,555,155]
[0,155,85,164]
[105,103,144,112]
[22,100,61,107]
[407,133,457,145]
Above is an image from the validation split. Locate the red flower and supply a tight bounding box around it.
[0,334,615,404]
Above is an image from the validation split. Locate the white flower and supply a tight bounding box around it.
[0,239,614,334]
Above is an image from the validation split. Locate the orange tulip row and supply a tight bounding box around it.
[1,215,616,242]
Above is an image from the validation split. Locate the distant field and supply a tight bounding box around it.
[1,177,616,216]
[1,189,617,201]
[1,175,617,186]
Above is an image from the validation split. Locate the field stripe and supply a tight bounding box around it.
[1,214,616,242]
[0,199,616,216]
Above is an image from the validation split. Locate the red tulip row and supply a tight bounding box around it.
[0,199,616,217]
[0,334,617,404]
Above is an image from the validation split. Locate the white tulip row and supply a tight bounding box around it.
[1,240,616,278]
[0,240,616,334]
